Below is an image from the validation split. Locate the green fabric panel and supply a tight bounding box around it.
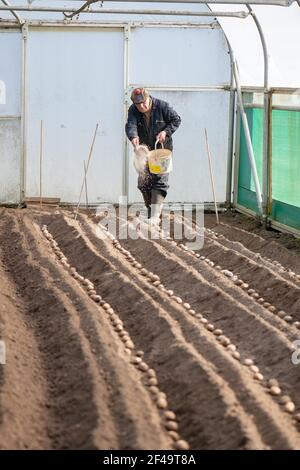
[272,199,300,231]
[272,109,300,207]
[237,108,263,213]
[237,187,259,213]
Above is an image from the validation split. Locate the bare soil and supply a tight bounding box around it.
[0,207,300,449]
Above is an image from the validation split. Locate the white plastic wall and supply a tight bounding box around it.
[128,90,230,203]
[0,31,21,204]
[26,28,124,203]
[129,27,230,87]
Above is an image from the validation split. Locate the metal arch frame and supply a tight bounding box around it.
[245,4,271,224]
[26,0,295,5]
[204,3,236,211]
[224,4,272,224]
[0,19,221,27]
[202,4,264,216]
[0,0,23,24]
[0,5,249,17]
[207,3,273,223]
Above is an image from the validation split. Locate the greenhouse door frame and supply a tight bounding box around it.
[233,86,300,237]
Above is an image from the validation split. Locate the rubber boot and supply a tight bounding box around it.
[149,189,166,225]
[141,191,151,218]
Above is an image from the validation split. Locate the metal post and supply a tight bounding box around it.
[5,3,26,205]
[20,21,28,204]
[20,0,296,5]
[123,24,130,199]
[232,94,241,207]
[224,38,236,210]
[226,88,236,210]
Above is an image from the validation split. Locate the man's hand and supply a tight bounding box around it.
[156,131,167,144]
[132,137,139,147]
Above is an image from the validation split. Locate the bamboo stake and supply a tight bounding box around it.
[204,128,219,225]
[74,123,99,220]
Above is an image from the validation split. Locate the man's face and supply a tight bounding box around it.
[135,97,151,113]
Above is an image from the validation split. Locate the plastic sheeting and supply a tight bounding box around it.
[209,2,300,87]
[1,2,299,87]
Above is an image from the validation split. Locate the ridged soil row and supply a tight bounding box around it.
[40,222,188,451]
[198,230,300,324]
[203,227,300,288]
[40,211,275,450]
[105,213,300,422]
[65,212,300,449]
[204,218,300,277]
[186,215,300,312]
[170,214,300,329]
[202,234,300,320]
[0,210,171,450]
[30,211,180,450]
[0,211,50,449]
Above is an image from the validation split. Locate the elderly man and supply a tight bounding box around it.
[125,87,181,222]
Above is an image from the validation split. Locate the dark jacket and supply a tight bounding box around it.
[125,96,181,151]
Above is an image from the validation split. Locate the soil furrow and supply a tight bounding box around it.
[2,206,300,449]
[60,212,300,449]
[204,216,300,275]
[41,212,270,450]
[21,212,172,450]
[0,213,50,449]
[105,214,300,417]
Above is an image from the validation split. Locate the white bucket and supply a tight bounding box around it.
[148,141,172,175]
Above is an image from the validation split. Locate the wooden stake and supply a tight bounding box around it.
[75,123,99,220]
[84,160,89,209]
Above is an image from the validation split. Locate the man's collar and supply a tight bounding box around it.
[151,96,157,109]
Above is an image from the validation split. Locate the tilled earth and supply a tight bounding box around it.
[0,207,300,450]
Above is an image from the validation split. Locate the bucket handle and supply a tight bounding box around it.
[155,139,164,151]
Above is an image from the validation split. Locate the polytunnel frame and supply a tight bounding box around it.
[0,2,243,206]
[0,0,294,233]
